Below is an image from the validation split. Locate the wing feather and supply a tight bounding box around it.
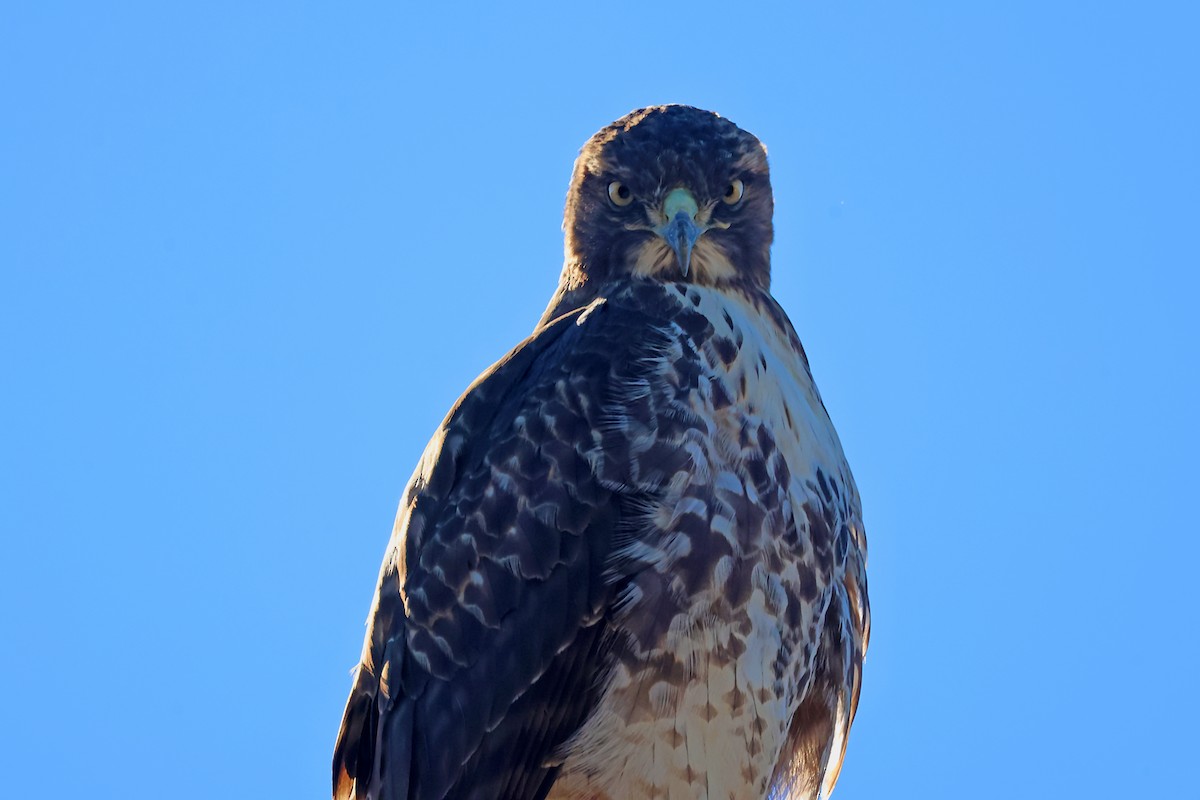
[768,510,870,800]
[333,298,668,800]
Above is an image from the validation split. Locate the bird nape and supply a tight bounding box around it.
[333,105,870,800]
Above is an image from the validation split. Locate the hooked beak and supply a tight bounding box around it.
[655,188,703,276]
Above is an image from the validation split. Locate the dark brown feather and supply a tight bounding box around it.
[333,291,694,799]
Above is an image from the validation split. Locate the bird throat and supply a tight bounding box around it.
[631,237,737,284]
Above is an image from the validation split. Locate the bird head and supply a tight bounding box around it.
[557,106,774,305]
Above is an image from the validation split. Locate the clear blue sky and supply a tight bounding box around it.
[2,3,1197,798]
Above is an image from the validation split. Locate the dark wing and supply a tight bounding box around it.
[333,297,670,800]
[769,477,870,800]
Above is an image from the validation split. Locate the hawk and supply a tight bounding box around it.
[333,105,870,800]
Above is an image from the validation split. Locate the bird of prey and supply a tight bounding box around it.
[333,105,869,800]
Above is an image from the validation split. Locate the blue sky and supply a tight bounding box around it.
[2,2,1197,798]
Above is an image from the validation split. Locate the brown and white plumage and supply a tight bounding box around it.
[333,105,869,800]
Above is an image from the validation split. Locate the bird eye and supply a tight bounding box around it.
[723,179,745,205]
[607,181,634,207]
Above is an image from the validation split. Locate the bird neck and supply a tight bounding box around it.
[535,261,775,331]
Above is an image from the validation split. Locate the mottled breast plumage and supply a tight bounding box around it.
[333,105,869,800]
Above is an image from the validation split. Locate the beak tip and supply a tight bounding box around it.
[664,211,701,278]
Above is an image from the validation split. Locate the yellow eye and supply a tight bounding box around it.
[607,181,634,207]
[723,179,745,205]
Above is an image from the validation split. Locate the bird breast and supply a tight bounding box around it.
[548,284,856,800]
